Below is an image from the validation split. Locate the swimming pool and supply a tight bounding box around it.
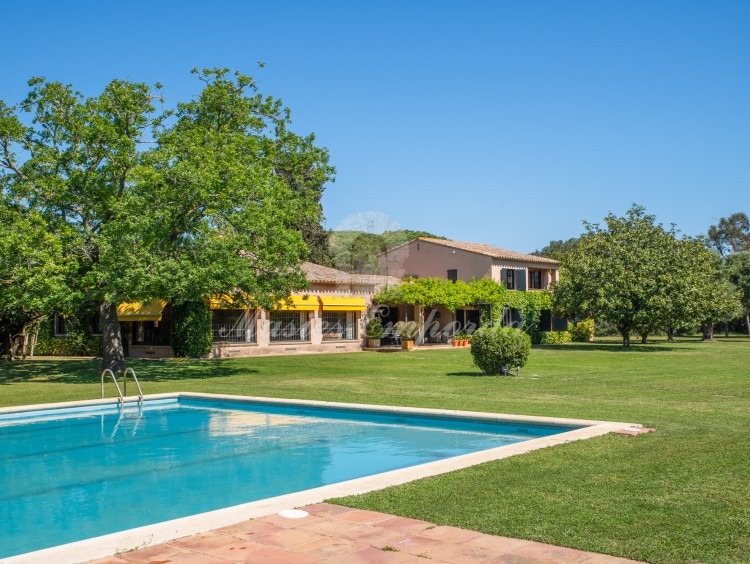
[0,393,633,561]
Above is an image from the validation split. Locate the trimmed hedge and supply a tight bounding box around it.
[539,330,572,344]
[171,301,212,358]
[470,326,531,375]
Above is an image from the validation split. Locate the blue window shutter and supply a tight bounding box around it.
[501,268,508,288]
[516,270,527,291]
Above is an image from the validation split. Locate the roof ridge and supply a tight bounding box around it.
[415,238,559,265]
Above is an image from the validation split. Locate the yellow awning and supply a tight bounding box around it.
[319,296,367,312]
[276,295,320,311]
[116,299,167,322]
[208,294,248,310]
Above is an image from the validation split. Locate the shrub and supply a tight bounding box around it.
[365,318,385,339]
[570,319,595,342]
[171,301,212,358]
[470,326,531,375]
[393,320,419,341]
[34,315,103,357]
[539,331,572,344]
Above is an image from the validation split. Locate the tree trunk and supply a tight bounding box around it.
[723,322,730,338]
[29,321,39,357]
[621,330,630,347]
[746,313,750,335]
[667,327,675,342]
[19,324,29,359]
[640,332,648,344]
[701,322,714,341]
[101,302,125,372]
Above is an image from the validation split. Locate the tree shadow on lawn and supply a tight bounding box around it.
[537,343,675,353]
[446,371,499,377]
[0,359,256,385]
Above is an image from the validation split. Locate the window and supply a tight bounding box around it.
[322,311,358,340]
[447,269,457,282]
[53,314,68,337]
[528,270,543,289]
[505,269,515,290]
[269,311,309,342]
[212,310,256,343]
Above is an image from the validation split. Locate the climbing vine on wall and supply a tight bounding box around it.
[374,278,555,344]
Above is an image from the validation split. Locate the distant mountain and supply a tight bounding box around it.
[328,229,445,274]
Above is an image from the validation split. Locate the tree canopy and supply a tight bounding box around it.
[532,237,580,262]
[726,251,750,334]
[553,205,740,346]
[0,69,334,368]
[707,212,750,256]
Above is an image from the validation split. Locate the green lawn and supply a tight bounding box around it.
[2,337,749,563]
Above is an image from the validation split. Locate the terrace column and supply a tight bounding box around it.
[416,305,425,345]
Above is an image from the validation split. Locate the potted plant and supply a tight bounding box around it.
[365,318,385,348]
[394,320,419,351]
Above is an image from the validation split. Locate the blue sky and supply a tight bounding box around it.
[4,1,749,252]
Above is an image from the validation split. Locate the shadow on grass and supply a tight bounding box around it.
[536,343,675,353]
[0,358,257,385]
[446,371,497,377]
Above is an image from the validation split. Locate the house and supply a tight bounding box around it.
[377,238,566,342]
[121,262,400,359]
[379,237,560,289]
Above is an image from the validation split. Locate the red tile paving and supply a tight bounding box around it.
[89,503,642,563]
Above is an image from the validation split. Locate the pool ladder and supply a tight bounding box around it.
[101,367,144,407]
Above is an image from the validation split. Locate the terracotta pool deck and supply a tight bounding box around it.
[90,503,639,564]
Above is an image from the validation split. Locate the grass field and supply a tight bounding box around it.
[1,336,748,563]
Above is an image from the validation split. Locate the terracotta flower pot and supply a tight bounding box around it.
[402,340,415,351]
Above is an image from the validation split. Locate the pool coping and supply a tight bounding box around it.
[2,393,640,563]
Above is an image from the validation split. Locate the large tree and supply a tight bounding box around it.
[532,237,580,262]
[553,205,735,346]
[652,237,741,341]
[726,251,750,334]
[0,205,76,358]
[708,212,750,256]
[0,69,333,370]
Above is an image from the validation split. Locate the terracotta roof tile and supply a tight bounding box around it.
[417,238,559,265]
[301,262,401,286]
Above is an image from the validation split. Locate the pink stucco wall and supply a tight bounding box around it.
[381,239,559,289]
[380,239,493,281]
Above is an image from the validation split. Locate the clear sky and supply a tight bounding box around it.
[3,0,749,252]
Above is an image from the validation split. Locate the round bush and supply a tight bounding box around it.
[470,326,531,375]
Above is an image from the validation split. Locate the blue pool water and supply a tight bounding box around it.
[0,397,577,557]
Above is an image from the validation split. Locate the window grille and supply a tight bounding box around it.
[212,310,256,343]
[322,311,357,340]
[269,311,308,342]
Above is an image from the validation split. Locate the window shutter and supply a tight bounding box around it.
[516,270,527,291]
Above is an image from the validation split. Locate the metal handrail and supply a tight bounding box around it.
[101,368,124,405]
[123,367,144,405]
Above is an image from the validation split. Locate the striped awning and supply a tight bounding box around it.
[116,299,167,322]
[319,296,367,312]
